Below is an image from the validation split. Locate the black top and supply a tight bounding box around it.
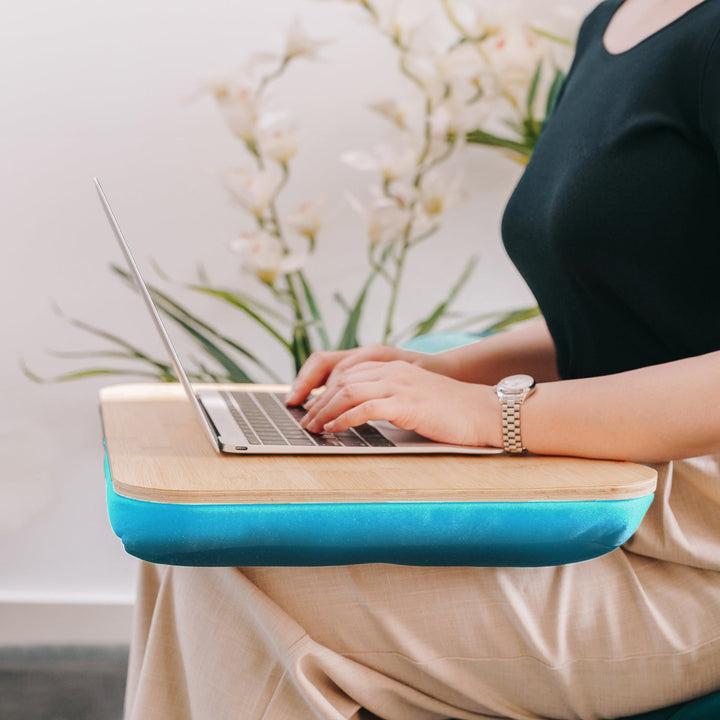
[502,0,720,380]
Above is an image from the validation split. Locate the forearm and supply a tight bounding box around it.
[522,351,720,463]
[424,318,560,385]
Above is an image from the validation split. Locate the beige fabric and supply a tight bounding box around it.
[124,457,720,720]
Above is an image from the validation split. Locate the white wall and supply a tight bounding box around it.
[0,0,592,645]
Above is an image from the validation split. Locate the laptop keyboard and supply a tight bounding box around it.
[219,391,395,448]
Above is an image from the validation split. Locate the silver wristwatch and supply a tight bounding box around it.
[494,374,536,454]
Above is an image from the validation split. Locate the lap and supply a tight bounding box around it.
[126,455,720,719]
[128,553,720,720]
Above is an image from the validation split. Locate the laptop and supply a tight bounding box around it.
[95,177,501,456]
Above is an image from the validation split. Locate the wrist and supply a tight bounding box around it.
[467,383,504,449]
[494,374,537,454]
[482,384,504,449]
[409,350,453,377]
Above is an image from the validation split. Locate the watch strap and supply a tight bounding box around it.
[501,397,526,454]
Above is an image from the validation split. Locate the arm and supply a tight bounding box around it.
[523,350,720,463]
[429,317,560,384]
[285,317,559,406]
[299,347,720,464]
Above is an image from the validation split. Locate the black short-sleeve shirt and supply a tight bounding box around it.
[502,0,720,380]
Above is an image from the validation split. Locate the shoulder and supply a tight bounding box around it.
[693,4,720,142]
[700,19,720,139]
[575,1,616,50]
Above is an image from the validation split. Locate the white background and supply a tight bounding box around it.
[0,0,592,644]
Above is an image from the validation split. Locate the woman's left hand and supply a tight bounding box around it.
[300,359,502,448]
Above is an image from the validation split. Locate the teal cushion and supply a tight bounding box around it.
[104,451,652,567]
[401,332,482,354]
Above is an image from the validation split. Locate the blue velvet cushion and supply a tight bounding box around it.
[401,332,482,354]
[104,452,653,568]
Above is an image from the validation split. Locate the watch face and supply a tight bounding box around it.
[499,374,535,393]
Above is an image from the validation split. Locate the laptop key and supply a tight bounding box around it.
[354,424,396,447]
[312,434,344,447]
[335,431,369,448]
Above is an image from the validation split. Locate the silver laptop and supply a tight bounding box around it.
[95,177,500,456]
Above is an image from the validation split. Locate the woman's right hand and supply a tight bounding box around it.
[285,344,446,407]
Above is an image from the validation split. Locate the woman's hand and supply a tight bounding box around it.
[298,359,502,448]
[285,344,447,407]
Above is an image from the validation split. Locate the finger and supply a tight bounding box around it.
[285,350,348,406]
[302,380,391,433]
[303,395,320,410]
[300,363,389,427]
[322,350,393,390]
[323,398,395,434]
[287,348,390,406]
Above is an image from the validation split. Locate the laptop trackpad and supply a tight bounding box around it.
[369,421,442,447]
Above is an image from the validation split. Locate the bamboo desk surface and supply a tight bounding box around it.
[100,383,658,505]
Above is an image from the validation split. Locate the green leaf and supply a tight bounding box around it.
[526,61,543,120]
[546,68,566,117]
[187,285,291,346]
[291,324,313,373]
[409,256,479,339]
[528,26,575,48]
[333,293,351,314]
[51,305,176,375]
[147,261,291,341]
[503,119,526,136]
[482,306,542,334]
[21,360,165,384]
[335,270,379,351]
[465,129,534,157]
[196,361,223,383]
[156,303,254,383]
[296,271,331,351]
[112,265,283,381]
[433,306,541,335]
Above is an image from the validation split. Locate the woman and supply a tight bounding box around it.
[125,1,720,718]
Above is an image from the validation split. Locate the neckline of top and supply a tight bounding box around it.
[602,0,714,57]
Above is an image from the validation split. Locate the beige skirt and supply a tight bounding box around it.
[124,456,720,720]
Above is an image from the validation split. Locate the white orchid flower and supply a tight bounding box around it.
[258,118,301,165]
[444,0,495,39]
[430,94,478,140]
[400,52,448,108]
[206,80,260,143]
[371,1,430,49]
[284,18,332,61]
[348,194,412,248]
[481,24,551,100]
[367,99,410,131]
[367,201,413,248]
[435,43,487,90]
[231,230,308,286]
[342,143,418,183]
[418,170,465,217]
[285,201,325,240]
[223,165,284,218]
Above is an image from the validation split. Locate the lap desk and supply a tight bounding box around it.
[100,383,657,567]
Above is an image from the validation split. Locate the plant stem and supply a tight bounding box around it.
[382,240,410,343]
[257,57,291,98]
